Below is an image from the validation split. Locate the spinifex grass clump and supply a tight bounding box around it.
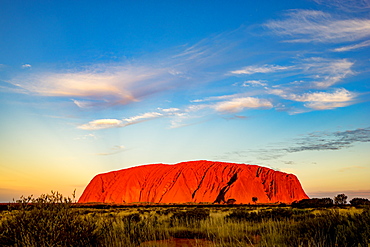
[0,191,99,247]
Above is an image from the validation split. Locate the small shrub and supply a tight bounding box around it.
[334,193,348,205]
[252,197,258,204]
[226,198,236,205]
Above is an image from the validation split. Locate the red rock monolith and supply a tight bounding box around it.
[78,160,309,204]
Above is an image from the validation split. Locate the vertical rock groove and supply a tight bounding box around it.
[191,163,216,199]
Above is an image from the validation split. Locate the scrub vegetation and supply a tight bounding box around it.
[0,193,369,247]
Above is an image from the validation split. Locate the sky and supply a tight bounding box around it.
[1,0,369,202]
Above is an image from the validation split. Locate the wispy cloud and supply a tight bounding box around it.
[78,108,181,130]
[242,80,267,87]
[191,94,240,103]
[274,88,357,110]
[265,10,370,43]
[263,57,354,92]
[72,99,95,108]
[169,94,273,127]
[333,40,370,52]
[74,133,97,140]
[161,108,180,113]
[313,0,370,13]
[299,58,354,88]
[10,65,174,107]
[230,64,292,75]
[79,119,124,130]
[281,88,354,102]
[21,64,32,69]
[223,127,370,161]
[214,97,273,113]
[172,30,240,64]
[229,57,353,89]
[123,112,163,123]
[191,94,273,114]
[169,113,209,129]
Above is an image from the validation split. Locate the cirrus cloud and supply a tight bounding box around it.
[242,80,267,87]
[214,97,273,113]
[333,40,370,52]
[78,119,124,130]
[230,64,292,75]
[313,0,370,13]
[78,108,181,130]
[265,10,370,43]
[284,88,355,103]
[300,57,354,88]
[10,65,173,107]
[272,88,357,110]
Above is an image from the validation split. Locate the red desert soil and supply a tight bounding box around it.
[78,160,309,204]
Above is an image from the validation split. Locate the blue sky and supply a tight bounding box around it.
[1,0,370,202]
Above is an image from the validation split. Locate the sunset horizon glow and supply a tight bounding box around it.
[1,0,369,202]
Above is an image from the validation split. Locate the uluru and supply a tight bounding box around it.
[78,160,309,204]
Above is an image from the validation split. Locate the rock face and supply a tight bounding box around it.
[78,160,309,204]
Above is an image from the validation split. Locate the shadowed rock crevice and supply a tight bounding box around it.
[213,173,238,204]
